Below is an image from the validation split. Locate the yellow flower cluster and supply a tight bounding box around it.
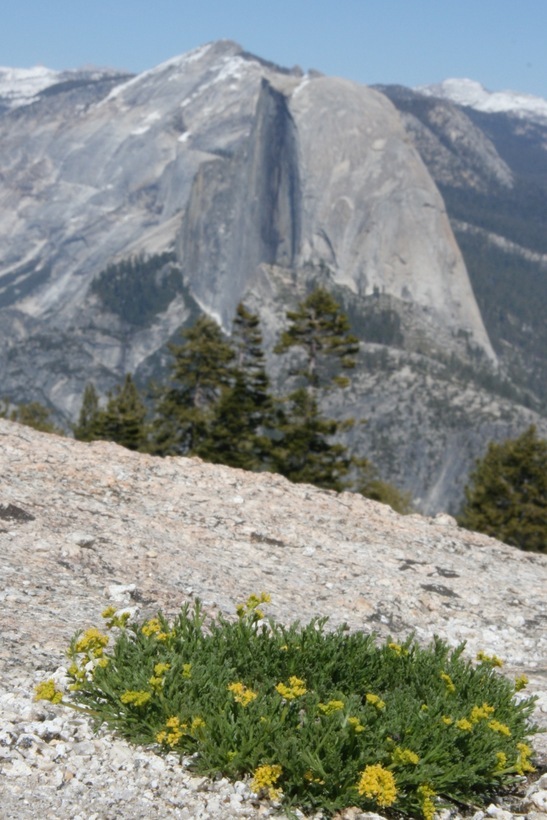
[488,720,511,737]
[476,651,503,667]
[366,693,386,710]
[120,690,152,707]
[440,672,456,694]
[149,662,171,693]
[236,592,271,620]
[392,746,419,766]
[347,716,365,733]
[156,716,185,747]
[515,675,528,691]
[318,699,344,715]
[515,742,535,775]
[456,718,473,732]
[357,764,397,807]
[141,617,173,641]
[495,751,508,771]
[388,642,402,654]
[275,676,307,700]
[304,770,325,784]
[470,702,495,724]
[34,679,63,704]
[251,763,283,800]
[418,784,436,820]
[228,681,258,706]
[101,605,130,630]
[182,663,192,679]
[74,627,109,657]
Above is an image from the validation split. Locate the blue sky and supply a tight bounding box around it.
[3,0,547,98]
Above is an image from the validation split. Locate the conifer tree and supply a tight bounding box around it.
[73,383,101,442]
[1,400,63,435]
[459,425,547,553]
[150,316,235,456]
[195,304,274,470]
[97,374,148,452]
[273,287,359,490]
[271,388,352,491]
[275,287,359,389]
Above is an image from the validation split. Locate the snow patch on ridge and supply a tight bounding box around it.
[416,78,547,122]
[0,65,60,107]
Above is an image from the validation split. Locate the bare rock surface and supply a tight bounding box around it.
[1,418,546,818]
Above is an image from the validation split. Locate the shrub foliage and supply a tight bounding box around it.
[459,425,547,553]
[36,595,538,819]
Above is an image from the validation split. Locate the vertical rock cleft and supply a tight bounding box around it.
[178,79,301,325]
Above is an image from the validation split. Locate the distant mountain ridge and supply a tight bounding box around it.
[0,42,546,514]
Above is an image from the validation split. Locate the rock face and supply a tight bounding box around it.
[0,40,492,376]
[1,40,546,516]
[0,418,546,818]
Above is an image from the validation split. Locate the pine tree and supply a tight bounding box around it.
[195,304,274,470]
[275,287,359,389]
[273,288,359,490]
[150,316,235,456]
[271,388,352,491]
[458,425,547,553]
[96,374,148,451]
[1,400,63,435]
[73,383,101,442]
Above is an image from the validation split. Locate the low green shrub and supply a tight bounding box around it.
[35,594,539,818]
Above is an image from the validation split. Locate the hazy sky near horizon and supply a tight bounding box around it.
[3,0,547,99]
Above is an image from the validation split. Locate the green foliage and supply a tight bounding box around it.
[356,461,414,514]
[150,316,235,456]
[73,383,101,442]
[73,377,147,451]
[36,595,538,818]
[0,399,63,435]
[271,389,353,492]
[195,304,275,471]
[275,287,359,389]
[90,252,184,327]
[459,426,547,553]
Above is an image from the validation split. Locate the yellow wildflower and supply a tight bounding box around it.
[191,716,205,732]
[34,680,63,704]
[495,751,507,771]
[392,747,419,766]
[470,702,495,723]
[515,742,535,775]
[357,764,397,807]
[251,763,283,800]
[141,618,171,641]
[318,700,345,715]
[442,715,453,726]
[476,651,503,667]
[420,704,429,712]
[440,672,456,693]
[388,642,402,654]
[101,606,130,629]
[456,718,473,732]
[156,716,186,747]
[488,720,511,737]
[366,693,386,710]
[304,770,325,784]
[275,676,307,700]
[418,784,436,820]
[182,663,192,679]
[74,627,109,657]
[228,682,258,706]
[347,716,365,732]
[120,690,152,707]
[237,592,271,619]
[515,675,528,691]
[154,662,170,676]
